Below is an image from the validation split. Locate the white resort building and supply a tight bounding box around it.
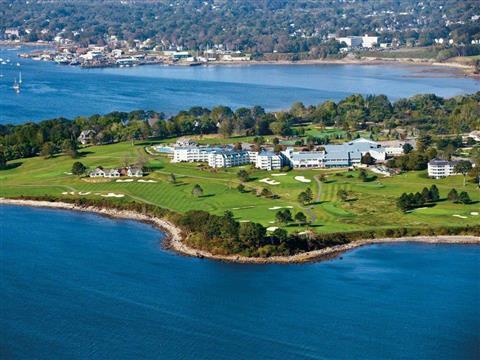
[281,138,389,169]
[427,159,459,179]
[172,146,283,170]
[171,138,400,171]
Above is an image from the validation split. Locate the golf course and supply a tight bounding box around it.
[1,137,478,235]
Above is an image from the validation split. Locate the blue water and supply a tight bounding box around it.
[1,205,479,359]
[0,47,479,124]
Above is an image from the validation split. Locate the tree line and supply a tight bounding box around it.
[1,92,479,168]
[397,185,471,212]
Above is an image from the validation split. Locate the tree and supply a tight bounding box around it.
[71,161,86,175]
[238,222,266,248]
[294,211,307,225]
[237,169,250,182]
[298,191,309,205]
[237,183,245,193]
[458,191,471,204]
[416,134,432,152]
[359,169,368,182]
[337,189,349,201]
[402,143,413,154]
[40,142,55,158]
[275,209,292,224]
[397,193,411,212]
[260,187,273,198]
[0,152,6,170]
[448,188,459,202]
[361,152,375,165]
[192,184,203,197]
[218,119,234,138]
[429,185,440,202]
[454,161,473,187]
[305,187,313,203]
[62,139,78,158]
[169,173,176,184]
[421,187,432,202]
[272,228,288,244]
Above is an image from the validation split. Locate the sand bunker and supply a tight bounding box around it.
[78,192,91,195]
[268,206,293,210]
[266,227,279,232]
[101,193,125,198]
[259,178,280,185]
[294,176,311,183]
[138,179,157,183]
[453,214,467,219]
[471,212,479,216]
[231,206,255,210]
[116,179,134,183]
[271,173,287,177]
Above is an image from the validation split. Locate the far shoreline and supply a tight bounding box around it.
[1,41,478,79]
[1,198,479,264]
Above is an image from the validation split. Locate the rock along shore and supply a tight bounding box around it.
[1,198,479,264]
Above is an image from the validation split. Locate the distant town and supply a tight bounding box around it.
[12,34,388,69]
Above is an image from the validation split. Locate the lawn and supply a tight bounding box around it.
[1,140,479,234]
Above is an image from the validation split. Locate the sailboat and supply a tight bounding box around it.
[18,71,22,84]
[13,78,20,93]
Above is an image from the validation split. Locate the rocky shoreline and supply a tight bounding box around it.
[1,198,479,264]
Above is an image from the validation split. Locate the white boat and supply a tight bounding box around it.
[16,62,20,66]
[13,79,20,93]
[18,71,22,84]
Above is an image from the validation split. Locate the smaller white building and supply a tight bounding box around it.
[127,167,143,177]
[256,151,283,171]
[428,159,458,179]
[104,169,121,178]
[208,150,250,168]
[78,129,96,145]
[90,167,106,177]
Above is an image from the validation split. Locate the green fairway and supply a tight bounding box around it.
[1,140,479,233]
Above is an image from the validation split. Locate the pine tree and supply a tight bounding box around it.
[429,185,440,202]
[448,188,459,203]
[458,191,471,204]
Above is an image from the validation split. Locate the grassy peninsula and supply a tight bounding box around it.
[1,136,479,258]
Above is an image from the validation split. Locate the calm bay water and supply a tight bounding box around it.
[0,47,479,124]
[1,205,479,359]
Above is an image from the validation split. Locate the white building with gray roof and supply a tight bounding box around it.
[282,138,387,169]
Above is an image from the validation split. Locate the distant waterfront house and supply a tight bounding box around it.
[427,159,459,179]
[78,129,96,145]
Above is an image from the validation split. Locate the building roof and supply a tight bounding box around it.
[258,150,278,157]
[428,159,459,166]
